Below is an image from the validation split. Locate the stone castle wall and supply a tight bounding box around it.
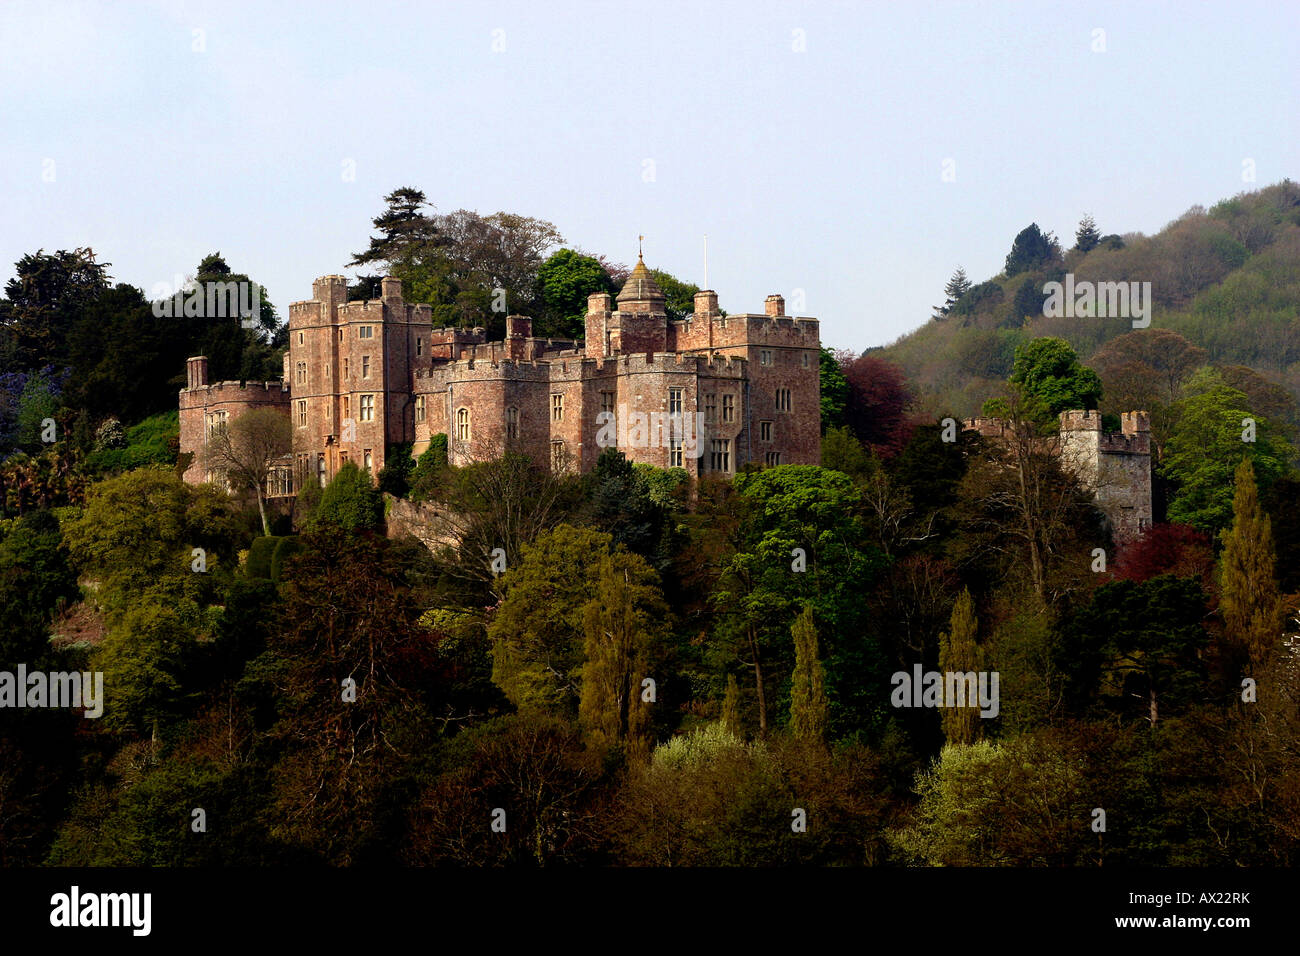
[180,265,824,491]
[964,408,1154,545]
[178,356,291,484]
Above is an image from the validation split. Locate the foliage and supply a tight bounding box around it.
[819,347,849,431]
[537,248,615,339]
[377,443,414,498]
[1161,382,1293,532]
[1004,223,1063,277]
[842,354,913,456]
[83,410,179,474]
[789,606,827,744]
[1008,337,1103,416]
[1218,457,1283,671]
[937,589,981,745]
[311,461,383,533]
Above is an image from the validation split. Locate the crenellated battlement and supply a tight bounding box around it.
[1059,408,1104,431]
[181,379,289,399]
[961,416,1015,438]
[964,408,1153,544]
[182,259,823,489]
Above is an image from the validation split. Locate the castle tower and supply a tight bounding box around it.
[616,255,667,313]
[1056,408,1152,545]
[609,254,669,355]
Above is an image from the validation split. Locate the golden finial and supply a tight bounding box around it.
[638,235,644,260]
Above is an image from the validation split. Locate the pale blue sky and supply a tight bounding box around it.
[2,0,1296,351]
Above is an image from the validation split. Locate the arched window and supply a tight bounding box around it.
[456,407,471,442]
[506,406,519,440]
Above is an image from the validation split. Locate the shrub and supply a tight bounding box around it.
[246,536,280,580]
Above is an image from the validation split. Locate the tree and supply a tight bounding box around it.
[820,426,872,482]
[62,467,243,616]
[958,388,1101,607]
[349,187,443,272]
[789,605,827,744]
[647,269,700,322]
[312,460,383,532]
[1004,223,1062,277]
[405,714,608,866]
[260,531,447,863]
[933,267,972,320]
[583,448,669,565]
[713,466,887,736]
[537,249,615,339]
[0,510,78,649]
[1008,337,1103,417]
[842,354,913,456]
[377,442,414,498]
[429,449,573,593]
[488,525,665,716]
[163,253,282,385]
[1074,214,1101,253]
[1090,329,1207,408]
[819,348,849,431]
[1064,575,1209,726]
[890,732,1090,865]
[432,209,564,331]
[579,552,659,755]
[95,603,192,735]
[1161,383,1292,533]
[721,673,743,736]
[950,280,1004,317]
[1218,457,1284,671]
[0,248,110,370]
[938,588,980,745]
[1113,524,1214,586]
[1008,274,1046,328]
[206,407,292,535]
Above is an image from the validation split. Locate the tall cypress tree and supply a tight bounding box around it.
[579,553,650,757]
[721,673,742,737]
[789,605,827,744]
[938,588,981,745]
[1219,457,1283,671]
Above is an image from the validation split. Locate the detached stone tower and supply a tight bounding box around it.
[960,408,1154,546]
[1057,409,1153,544]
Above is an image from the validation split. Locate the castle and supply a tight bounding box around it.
[179,257,823,491]
[962,408,1154,544]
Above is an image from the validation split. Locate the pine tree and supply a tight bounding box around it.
[933,266,971,320]
[1074,214,1101,253]
[938,588,981,745]
[789,605,827,743]
[1004,224,1061,277]
[1219,457,1283,671]
[349,187,442,270]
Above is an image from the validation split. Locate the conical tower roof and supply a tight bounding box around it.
[617,254,666,309]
